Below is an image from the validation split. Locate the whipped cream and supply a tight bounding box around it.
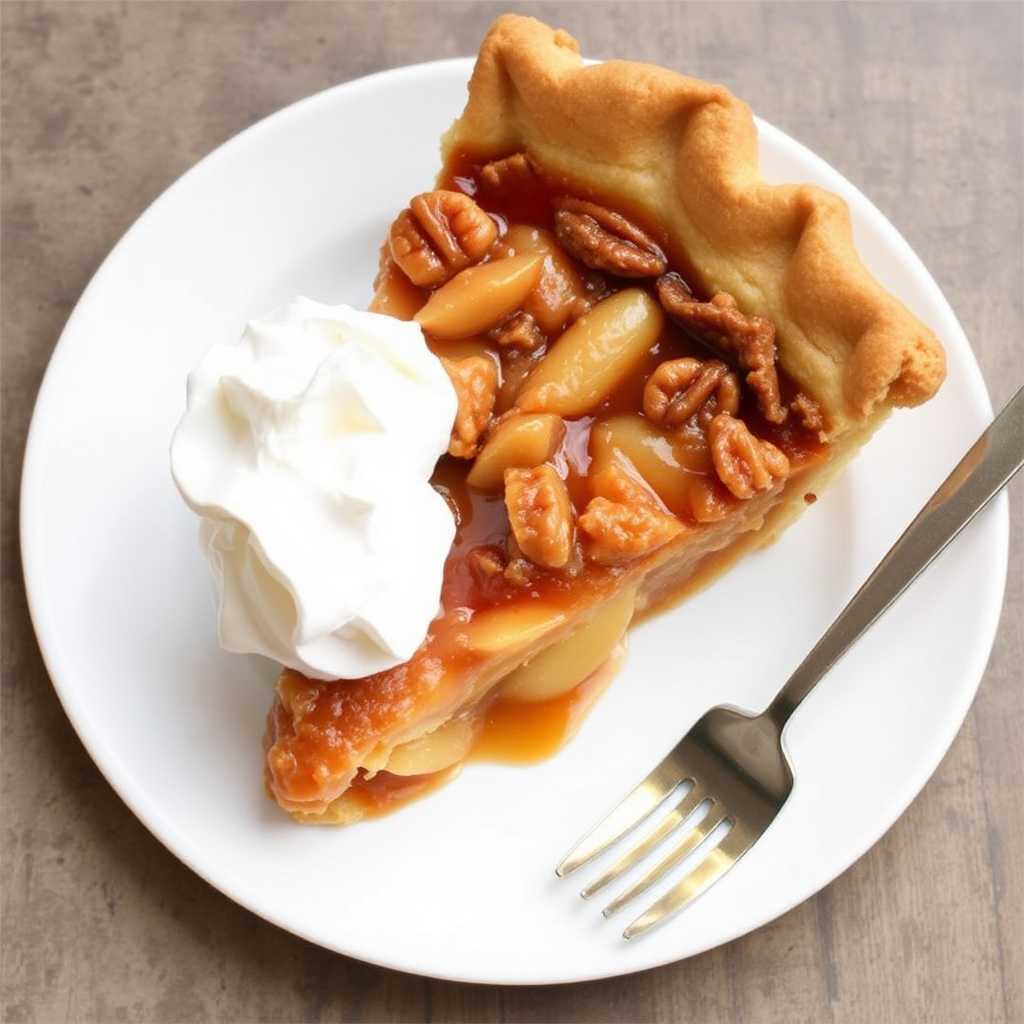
[170,297,458,680]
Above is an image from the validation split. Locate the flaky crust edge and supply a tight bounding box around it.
[440,14,945,439]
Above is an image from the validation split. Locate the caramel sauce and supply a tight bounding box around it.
[339,651,621,819]
[342,766,461,820]
[473,647,622,763]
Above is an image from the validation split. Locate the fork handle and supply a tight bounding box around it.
[767,383,1024,728]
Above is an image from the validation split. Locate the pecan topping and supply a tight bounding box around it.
[578,496,683,565]
[489,310,546,352]
[589,460,666,509]
[468,544,539,594]
[708,413,790,499]
[789,391,827,435]
[501,543,538,588]
[643,357,741,430]
[469,545,506,582]
[554,197,668,278]
[440,355,498,459]
[503,464,576,570]
[389,190,498,288]
[656,275,786,424]
[479,152,540,196]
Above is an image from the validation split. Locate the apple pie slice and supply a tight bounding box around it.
[262,14,945,823]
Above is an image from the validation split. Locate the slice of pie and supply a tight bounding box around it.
[262,14,945,823]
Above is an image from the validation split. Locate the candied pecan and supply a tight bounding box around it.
[503,464,575,570]
[643,357,741,430]
[656,275,787,424]
[489,310,546,352]
[479,152,540,195]
[503,556,536,588]
[440,355,498,459]
[389,190,498,288]
[499,533,542,587]
[708,413,790,499]
[469,545,506,582]
[467,544,537,594]
[789,391,827,435]
[554,197,668,278]
[578,496,683,566]
[589,460,666,510]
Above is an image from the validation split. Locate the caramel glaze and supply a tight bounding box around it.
[263,150,829,823]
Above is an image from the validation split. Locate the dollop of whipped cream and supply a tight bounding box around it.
[170,297,458,680]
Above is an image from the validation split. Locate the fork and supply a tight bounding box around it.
[557,383,1024,940]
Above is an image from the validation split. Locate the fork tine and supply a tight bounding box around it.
[579,780,705,899]
[621,817,749,940]
[556,748,689,877]
[601,802,729,917]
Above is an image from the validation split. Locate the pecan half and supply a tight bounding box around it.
[578,495,682,565]
[589,460,666,510]
[656,275,786,424]
[643,357,741,430]
[503,464,575,570]
[440,355,498,459]
[489,309,546,352]
[708,413,790,499]
[789,391,828,435]
[468,545,506,583]
[389,190,498,288]
[479,152,540,196]
[554,197,668,278]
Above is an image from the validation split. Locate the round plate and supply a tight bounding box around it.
[20,58,1008,985]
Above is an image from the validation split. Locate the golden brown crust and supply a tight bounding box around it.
[441,14,945,435]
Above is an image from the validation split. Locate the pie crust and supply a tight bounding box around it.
[261,15,945,824]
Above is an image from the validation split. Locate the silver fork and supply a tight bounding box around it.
[557,384,1024,940]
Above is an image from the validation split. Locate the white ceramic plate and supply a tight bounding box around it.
[21,59,1008,985]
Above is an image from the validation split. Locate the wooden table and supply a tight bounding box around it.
[2,3,1020,1020]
